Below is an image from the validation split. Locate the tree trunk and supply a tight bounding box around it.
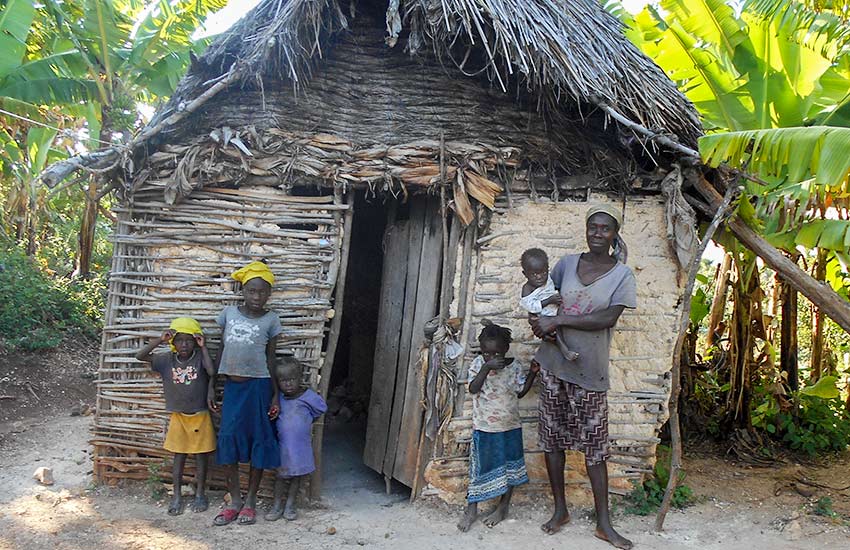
[726,254,757,429]
[706,253,732,347]
[780,274,799,392]
[810,248,828,381]
[75,179,98,278]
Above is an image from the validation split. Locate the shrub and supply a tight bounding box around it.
[0,245,104,350]
[622,445,695,516]
[754,379,850,457]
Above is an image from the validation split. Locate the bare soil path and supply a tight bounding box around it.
[1,413,849,550]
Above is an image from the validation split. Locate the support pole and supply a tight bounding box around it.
[655,183,737,531]
[311,191,354,500]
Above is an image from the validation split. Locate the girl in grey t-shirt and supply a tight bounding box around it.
[211,261,283,526]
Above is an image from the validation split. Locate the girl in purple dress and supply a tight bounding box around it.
[265,357,327,521]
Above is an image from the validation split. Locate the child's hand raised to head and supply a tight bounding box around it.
[161,329,176,343]
[193,333,205,348]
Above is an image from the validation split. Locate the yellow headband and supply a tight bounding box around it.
[232,261,275,286]
[585,204,623,230]
[168,317,202,352]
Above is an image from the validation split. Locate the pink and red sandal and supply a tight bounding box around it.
[237,507,257,525]
[213,507,240,526]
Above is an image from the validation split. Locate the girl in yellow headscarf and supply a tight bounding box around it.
[211,260,283,526]
[136,317,215,516]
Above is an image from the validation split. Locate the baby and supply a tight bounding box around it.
[520,248,578,361]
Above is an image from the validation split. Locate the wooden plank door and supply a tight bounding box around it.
[363,197,443,486]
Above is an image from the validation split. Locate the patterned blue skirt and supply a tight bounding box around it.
[216,377,280,469]
[467,428,529,503]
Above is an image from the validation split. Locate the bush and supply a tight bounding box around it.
[0,245,104,350]
[754,391,850,457]
[622,446,695,516]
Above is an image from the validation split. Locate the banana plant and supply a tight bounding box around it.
[0,0,226,274]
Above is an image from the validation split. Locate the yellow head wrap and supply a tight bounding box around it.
[585,204,623,229]
[232,261,275,286]
[168,317,203,352]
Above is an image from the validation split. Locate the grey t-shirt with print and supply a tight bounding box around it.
[216,305,283,378]
[534,253,637,391]
[151,351,209,413]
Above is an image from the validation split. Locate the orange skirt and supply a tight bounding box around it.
[164,411,216,454]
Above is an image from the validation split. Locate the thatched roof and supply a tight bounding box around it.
[41,0,702,190]
[155,0,700,146]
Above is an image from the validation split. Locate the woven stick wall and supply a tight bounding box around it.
[93,185,347,488]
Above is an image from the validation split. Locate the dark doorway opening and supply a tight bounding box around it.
[321,192,407,501]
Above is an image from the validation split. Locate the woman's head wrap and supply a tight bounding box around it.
[585,204,628,264]
[585,204,623,229]
[232,261,275,286]
[168,317,202,352]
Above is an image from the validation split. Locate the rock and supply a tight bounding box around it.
[785,519,803,541]
[69,405,82,417]
[33,466,54,485]
[326,526,337,535]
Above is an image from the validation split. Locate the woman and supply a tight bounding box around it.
[530,204,636,550]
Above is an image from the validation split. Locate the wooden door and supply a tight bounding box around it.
[363,196,443,486]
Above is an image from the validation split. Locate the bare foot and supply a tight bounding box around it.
[482,505,508,527]
[457,506,478,532]
[190,494,208,513]
[264,503,285,522]
[167,495,184,516]
[595,526,633,549]
[541,508,570,534]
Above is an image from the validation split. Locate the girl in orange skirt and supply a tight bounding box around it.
[136,317,216,515]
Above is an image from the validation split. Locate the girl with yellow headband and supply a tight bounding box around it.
[211,261,283,526]
[136,317,215,516]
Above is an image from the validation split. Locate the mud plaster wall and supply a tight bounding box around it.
[424,194,682,504]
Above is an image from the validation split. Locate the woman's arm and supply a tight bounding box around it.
[531,305,626,336]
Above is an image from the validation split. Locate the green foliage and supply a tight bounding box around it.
[622,446,695,515]
[755,390,850,456]
[0,244,103,350]
[815,496,838,518]
[146,462,166,501]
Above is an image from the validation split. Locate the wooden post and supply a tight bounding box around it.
[655,183,737,531]
[692,177,850,334]
[310,191,354,500]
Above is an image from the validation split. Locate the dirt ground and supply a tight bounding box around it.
[1,341,849,549]
[0,415,848,550]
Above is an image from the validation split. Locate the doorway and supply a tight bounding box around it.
[321,192,444,497]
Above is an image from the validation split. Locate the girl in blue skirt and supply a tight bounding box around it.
[212,261,282,526]
[457,321,539,532]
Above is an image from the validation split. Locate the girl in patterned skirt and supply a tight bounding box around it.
[457,321,539,532]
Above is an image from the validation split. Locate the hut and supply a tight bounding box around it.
[80,0,703,501]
